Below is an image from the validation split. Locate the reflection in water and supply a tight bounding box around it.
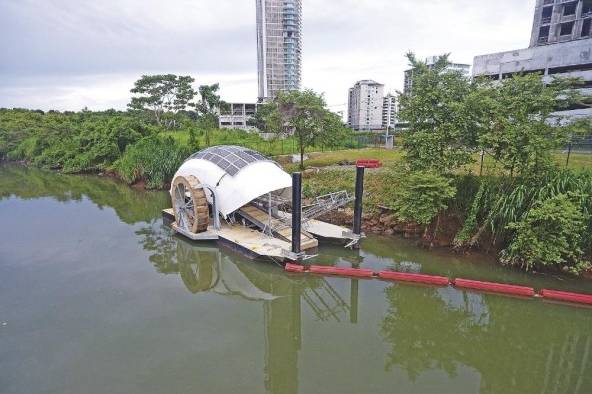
[381,283,592,393]
[136,221,360,394]
[137,221,592,393]
[0,164,169,224]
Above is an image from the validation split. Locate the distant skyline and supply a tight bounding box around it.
[0,0,535,113]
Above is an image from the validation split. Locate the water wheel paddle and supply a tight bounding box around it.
[172,175,209,233]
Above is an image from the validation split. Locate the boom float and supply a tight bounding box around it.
[285,264,592,308]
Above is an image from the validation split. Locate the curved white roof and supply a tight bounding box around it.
[171,146,292,217]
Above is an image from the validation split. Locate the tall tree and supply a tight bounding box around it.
[195,84,224,146]
[128,74,196,129]
[267,89,340,170]
[472,74,579,177]
[398,53,476,174]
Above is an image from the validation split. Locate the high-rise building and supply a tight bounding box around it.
[347,80,385,131]
[473,0,592,121]
[256,0,302,101]
[404,56,471,94]
[382,94,397,130]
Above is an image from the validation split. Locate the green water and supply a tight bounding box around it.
[1,164,591,394]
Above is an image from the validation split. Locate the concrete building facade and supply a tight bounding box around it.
[473,0,592,121]
[530,0,592,47]
[256,0,302,101]
[382,94,397,130]
[404,56,471,94]
[219,103,261,130]
[347,80,385,131]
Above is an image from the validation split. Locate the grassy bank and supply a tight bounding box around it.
[279,148,591,173]
[160,128,370,157]
[302,163,592,274]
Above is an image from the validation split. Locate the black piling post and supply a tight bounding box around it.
[353,166,365,240]
[292,172,302,255]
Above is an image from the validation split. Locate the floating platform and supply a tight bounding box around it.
[164,209,316,260]
[165,146,367,261]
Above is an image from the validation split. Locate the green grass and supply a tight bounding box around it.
[281,149,591,173]
[280,148,404,172]
[161,129,591,174]
[460,152,592,175]
[159,129,363,157]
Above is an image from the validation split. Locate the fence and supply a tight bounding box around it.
[226,133,388,157]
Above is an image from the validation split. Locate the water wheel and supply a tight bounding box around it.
[172,175,209,233]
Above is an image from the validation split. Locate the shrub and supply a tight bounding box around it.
[114,136,190,189]
[500,194,591,275]
[390,171,457,225]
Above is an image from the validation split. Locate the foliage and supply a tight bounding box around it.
[0,109,150,172]
[246,102,278,132]
[267,89,350,170]
[128,74,197,129]
[472,74,577,176]
[114,135,190,189]
[389,171,457,225]
[454,169,592,253]
[195,84,224,146]
[500,194,591,274]
[187,128,200,151]
[398,53,477,173]
[453,178,487,246]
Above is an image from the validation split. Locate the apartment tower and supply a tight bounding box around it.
[256,0,302,101]
[347,80,385,131]
[382,94,397,130]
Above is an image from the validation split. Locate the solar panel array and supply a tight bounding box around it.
[188,146,278,176]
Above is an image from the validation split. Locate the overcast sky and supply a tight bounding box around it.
[0,0,535,113]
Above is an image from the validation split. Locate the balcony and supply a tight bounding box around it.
[538,35,549,44]
[541,16,552,24]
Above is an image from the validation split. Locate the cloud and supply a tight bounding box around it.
[0,0,536,111]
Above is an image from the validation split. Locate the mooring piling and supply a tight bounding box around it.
[352,166,365,244]
[291,172,302,255]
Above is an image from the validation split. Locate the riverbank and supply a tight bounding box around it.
[2,157,592,277]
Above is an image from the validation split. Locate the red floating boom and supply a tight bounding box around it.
[539,289,592,305]
[285,263,305,273]
[308,265,375,278]
[378,271,450,286]
[453,278,535,298]
[285,264,592,308]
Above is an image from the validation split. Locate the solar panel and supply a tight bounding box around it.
[187,145,281,176]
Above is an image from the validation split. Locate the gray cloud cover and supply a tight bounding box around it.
[0,0,535,111]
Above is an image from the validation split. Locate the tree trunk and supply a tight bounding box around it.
[430,214,441,249]
[299,136,305,170]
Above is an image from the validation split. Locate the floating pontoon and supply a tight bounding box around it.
[163,145,365,261]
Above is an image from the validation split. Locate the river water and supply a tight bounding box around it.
[1,164,591,394]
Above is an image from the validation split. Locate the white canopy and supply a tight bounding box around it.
[171,146,292,217]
